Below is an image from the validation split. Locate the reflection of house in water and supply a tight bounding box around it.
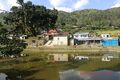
[48,54,68,62]
[101,52,119,61]
[73,32,119,46]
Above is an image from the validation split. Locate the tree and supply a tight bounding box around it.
[4,0,58,36]
[0,28,27,56]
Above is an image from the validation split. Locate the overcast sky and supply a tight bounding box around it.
[0,0,120,12]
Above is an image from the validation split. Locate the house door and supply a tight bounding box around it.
[49,35,53,40]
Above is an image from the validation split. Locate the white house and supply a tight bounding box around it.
[8,34,28,40]
[45,35,68,46]
[52,36,68,46]
[101,34,110,38]
[8,34,13,39]
[48,54,68,61]
[19,35,28,40]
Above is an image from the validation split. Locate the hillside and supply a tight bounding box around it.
[56,7,120,33]
[1,7,120,33]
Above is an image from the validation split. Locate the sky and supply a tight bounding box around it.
[0,0,120,12]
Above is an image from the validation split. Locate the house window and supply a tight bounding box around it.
[81,35,87,37]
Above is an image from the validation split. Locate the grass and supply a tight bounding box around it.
[23,46,120,55]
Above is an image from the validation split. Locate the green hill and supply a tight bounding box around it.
[1,7,120,33]
[56,7,120,33]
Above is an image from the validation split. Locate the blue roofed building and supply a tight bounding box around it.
[100,34,118,46]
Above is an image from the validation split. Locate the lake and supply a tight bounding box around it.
[59,70,120,80]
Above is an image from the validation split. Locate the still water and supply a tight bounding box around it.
[59,70,120,80]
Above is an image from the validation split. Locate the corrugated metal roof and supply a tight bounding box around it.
[74,32,89,35]
[75,37,102,41]
[74,37,118,41]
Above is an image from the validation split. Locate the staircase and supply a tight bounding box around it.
[44,40,53,46]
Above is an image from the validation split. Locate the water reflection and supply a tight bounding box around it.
[59,70,120,80]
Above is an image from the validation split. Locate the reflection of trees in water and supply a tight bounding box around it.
[0,68,44,80]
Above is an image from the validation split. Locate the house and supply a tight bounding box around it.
[44,29,59,40]
[8,34,28,40]
[52,35,68,46]
[48,54,68,62]
[100,34,119,46]
[19,35,28,40]
[44,29,70,46]
[101,34,110,38]
[74,32,90,40]
[8,34,14,39]
[44,35,69,46]
[73,32,101,45]
[73,32,119,47]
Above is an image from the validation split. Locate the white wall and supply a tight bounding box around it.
[101,34,110,38]
[53,36,68,45]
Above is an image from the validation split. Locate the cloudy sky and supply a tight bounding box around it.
[0,0,120,12]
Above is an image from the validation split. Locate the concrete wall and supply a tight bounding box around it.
[53,36,68,46]
[101,34,110,38]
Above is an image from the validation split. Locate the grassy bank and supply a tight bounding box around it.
[23,46,120,55]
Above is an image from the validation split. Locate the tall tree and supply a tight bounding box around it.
[4,0,58,36]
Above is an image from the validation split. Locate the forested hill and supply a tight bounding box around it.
[56,7,120,33]
[1,7,120,33]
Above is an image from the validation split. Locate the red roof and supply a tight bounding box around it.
[48,29,58,33]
